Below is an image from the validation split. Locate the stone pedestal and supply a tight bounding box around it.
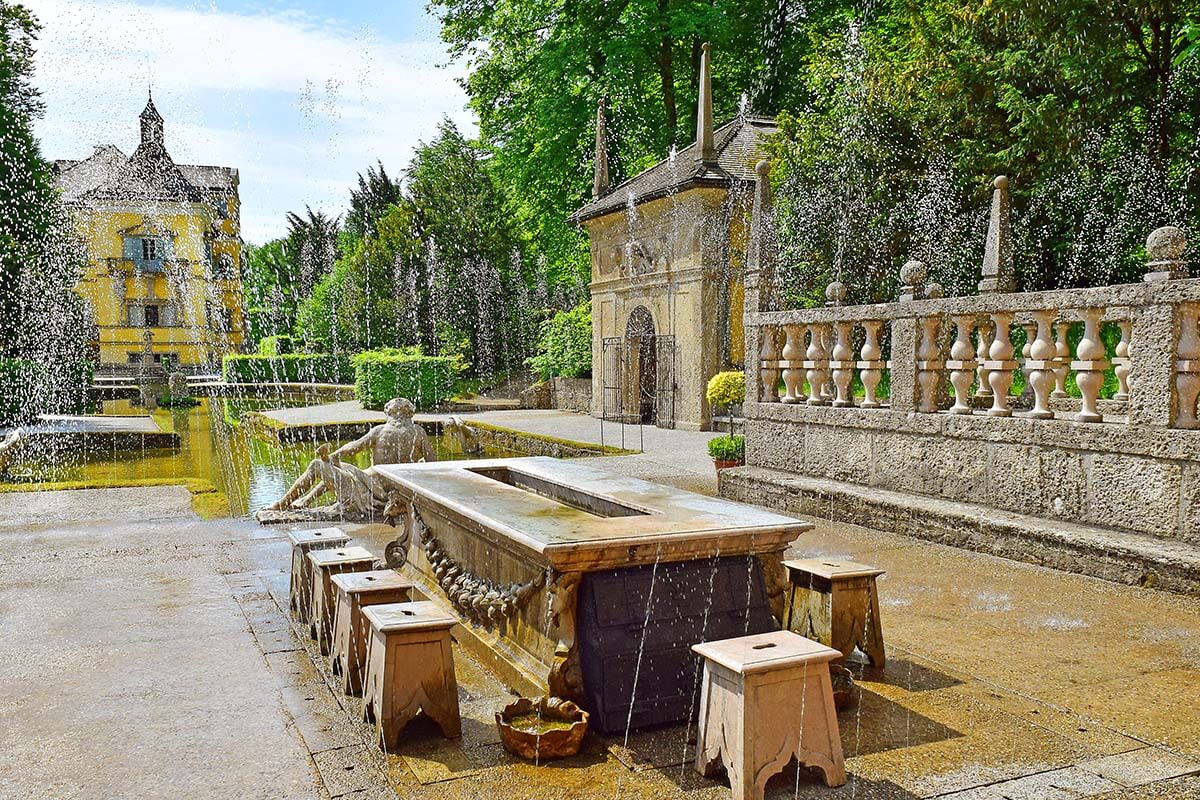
[308,546,376,655]
[362,601,461,749]
[693,630,845,798]
[782,558,886,668]
[330,570,416,696]
[288,528,350,623]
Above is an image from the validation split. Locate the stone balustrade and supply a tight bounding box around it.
[737,226,1200,551]
[751,238,1197,429]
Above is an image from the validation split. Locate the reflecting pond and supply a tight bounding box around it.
[1,398,509,518]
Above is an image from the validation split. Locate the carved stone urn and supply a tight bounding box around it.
[495,696,589,760]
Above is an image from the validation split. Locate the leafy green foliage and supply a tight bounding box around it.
[707,434,745,462]
[221,354,353,385]
[241,239,295,342]
[0,357,91,425]
[256,335,303,356]
[766,1,1200,304]
[0,3,91,414]
[527,302,592,380]
[295,203,421,355]
[345,160,403,239]
[705,370,746,412]
[350,348,466,410]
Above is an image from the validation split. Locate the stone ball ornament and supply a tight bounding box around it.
[825,281,847,305]
[925,282,945,299]
[899,260,928,286]
[755,159,771,177]
[1146,226,1187,262]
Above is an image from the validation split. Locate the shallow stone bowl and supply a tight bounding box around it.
[495,696,589,760]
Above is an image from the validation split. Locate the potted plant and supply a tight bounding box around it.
[706,371,746,471]
[708,433,745,470]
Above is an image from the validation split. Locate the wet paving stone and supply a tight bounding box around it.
[1078,747,1200,787]
[312,745,388,798]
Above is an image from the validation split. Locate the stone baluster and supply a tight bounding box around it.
[1026,310,1057,419]
[985,312,1018,416]
[1051,320,1071,398]
[1071,308,1109,423]
[915,316,943,413]
[1175,304,1200,428]
[947,315,977,414]
[858,321,885,408]
[975,321,994,399]
[758,325,780,402]
[804,323,830,406]
[1113,319,1132,402]
[1019,321,1037,403]
[780,323,805,404]
[830,321,855,407]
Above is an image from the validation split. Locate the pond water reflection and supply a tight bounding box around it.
[2,398,497,518]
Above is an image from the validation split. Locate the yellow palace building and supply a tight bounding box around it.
[53,94,246,374]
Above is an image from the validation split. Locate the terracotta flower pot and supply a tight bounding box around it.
[713,458,744,471]
[495,696,589,760]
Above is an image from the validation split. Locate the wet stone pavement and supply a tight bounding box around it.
[1,486,1199,799]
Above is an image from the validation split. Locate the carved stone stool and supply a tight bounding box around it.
[362,601,461,749]
[308,546,375,655]
[288,527,349,623]
[782,558,885,668]
[693,630,846,798]
[330,570,415,696]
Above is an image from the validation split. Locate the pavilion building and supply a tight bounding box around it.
[569,44,775,430]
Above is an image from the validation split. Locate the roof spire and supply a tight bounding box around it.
[593,97,610,199]
[140,89,164,147]
[696,42,716,167]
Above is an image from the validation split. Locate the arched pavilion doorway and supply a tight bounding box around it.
[625,306,657,424]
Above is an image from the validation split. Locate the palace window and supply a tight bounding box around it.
[126,303,171,327]
[125,235,168,272]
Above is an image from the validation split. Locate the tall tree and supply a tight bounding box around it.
[285,206,340,298]
[344,160,403,239]
[0,1,91,420]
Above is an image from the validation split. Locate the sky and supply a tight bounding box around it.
[25,0,476,244]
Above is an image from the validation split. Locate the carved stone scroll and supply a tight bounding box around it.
[546,569,584,702]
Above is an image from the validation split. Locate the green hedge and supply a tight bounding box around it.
[351,348,464,410]
[0,356,92,425]
[527,302,591,380]
[221,353,352,384]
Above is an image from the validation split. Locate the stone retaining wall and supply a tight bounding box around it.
[552,377,593,414]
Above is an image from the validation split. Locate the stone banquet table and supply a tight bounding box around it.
[373,456,811,729]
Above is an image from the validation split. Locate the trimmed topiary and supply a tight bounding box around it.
[351,348,466,410]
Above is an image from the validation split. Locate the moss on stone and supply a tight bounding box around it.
[0,477,227,518]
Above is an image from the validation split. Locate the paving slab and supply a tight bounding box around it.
[1078,746,1200,787]
[934,766,1120,799]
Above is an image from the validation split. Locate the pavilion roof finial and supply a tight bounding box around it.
[593,96,610,199]
[696,42,716,167]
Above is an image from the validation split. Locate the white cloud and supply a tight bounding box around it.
[26,0,474,242]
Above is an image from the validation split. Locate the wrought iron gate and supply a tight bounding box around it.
[654,335,676,429]
[601,334,677,429]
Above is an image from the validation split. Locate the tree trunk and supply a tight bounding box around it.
[657,0,677,143]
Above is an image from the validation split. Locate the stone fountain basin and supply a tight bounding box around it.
[495,696,589,760]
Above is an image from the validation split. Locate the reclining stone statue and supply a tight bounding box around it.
[256,397,434,524]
